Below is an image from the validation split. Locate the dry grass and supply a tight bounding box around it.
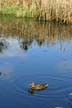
[30,0,72,23]
[0,0,72,23]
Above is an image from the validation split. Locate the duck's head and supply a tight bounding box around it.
[29,82,35,88]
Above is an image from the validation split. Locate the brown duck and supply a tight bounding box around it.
[29,82,48,90]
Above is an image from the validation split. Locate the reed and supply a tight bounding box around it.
[0,0,72,23]
[30,0,72,23]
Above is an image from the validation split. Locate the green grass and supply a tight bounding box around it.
[0,5,18,15]
[22,7,32,18]
[0,5,32,18]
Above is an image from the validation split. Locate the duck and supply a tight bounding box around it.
[29,82,48,90]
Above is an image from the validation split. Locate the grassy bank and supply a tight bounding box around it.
[0,5,32,18]
[0,0,72,23]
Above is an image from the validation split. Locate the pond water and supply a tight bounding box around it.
[0,16,72,108]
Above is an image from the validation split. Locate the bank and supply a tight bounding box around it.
[0,0,72,24]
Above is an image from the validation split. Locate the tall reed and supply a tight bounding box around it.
[0,0,72,23]
[30,0,72,23]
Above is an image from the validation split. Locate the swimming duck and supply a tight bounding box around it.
[29,82,48,90]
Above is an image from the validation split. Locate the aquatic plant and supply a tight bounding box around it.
[0,0,72,23]
[31,0,72,23]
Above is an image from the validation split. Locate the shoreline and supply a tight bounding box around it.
[0,14,72,25]
[0,0,72,24]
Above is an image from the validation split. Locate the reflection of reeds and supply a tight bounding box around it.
[0,38,8,53]
[0,16,72,50]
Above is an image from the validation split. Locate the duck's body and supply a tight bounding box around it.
[29,82,48,90]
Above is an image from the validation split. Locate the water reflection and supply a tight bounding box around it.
[0,16,72,108]
[28,89,35,95]
[28,88,48,95]
[0,72,2,76]
[0,16,72,55]
[0,62,11,79]
[20,39,32,51]
[0,38,8,53]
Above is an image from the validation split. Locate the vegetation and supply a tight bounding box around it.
[0,5,32,18]
[0,16,72,48]
[0,0,72,23]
